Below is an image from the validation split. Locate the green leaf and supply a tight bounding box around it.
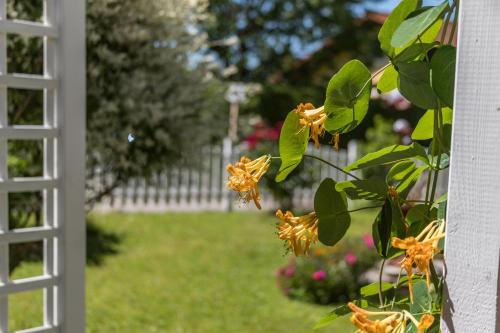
[314,178,351,246]
[391,1,449,48]
[313,300,369,329]
[378,0,419,55]
[398,61,438,109]
[372,198,405,258]
[396,165,427,198]
[419,17,444,44]
[386,160,416,184]
[406,204,435,225]
[360,282,393,297]
[324,60,371,134]
[431,45,456,107]
[377,64,398,93]
[276,111,309,182]
[394,42,436,63]
[410,280,433,315]
[412,108,453,140]
[437,199,447,220]
[336,177,387,201]
[345,143,428,171]
[428,152,450,169]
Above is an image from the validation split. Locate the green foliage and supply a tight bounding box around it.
[386,160,416,183]
[206,0,375,82]
[377,64,398,93]
[391,1,449,48]
[314,178,350,246]
[276,111,309,182]
[86,0,226,204]
[234,0,458,330]
[394,42,436,63]
[431,46,457,107]
[412,108,453,140]
[372,198,404,258]
[378,0,419,56]
[276,238,378,305]
[397,61,438,109]
[324,60,372,134]
[360,282,393,297]
[345,143,428,171]
[336,178,387,201]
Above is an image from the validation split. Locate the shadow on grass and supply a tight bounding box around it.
[86,217,122,266]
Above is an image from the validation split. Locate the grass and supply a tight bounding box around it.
[10,209,376,332]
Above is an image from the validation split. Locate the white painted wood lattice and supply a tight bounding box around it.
[0,1,85,332]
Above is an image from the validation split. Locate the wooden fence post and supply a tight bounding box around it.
[442,0,500,331]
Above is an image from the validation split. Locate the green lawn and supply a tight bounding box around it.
[10,210,376,332]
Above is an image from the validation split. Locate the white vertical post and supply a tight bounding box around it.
[43,0,57,327]
[57,0,86,331]
[0,1,8,331]
[0,0,9,333]
[442,0,500,331]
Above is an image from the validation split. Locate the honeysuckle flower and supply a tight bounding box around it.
[332,132,340,151]
[348,302,405,333]
[276,209,319,256]
[417,314,435,333]
[294,103,327,149]
[226,155,271,209]
[348,302,435,333]
[392,220,445,303]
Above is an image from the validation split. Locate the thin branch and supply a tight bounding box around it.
[303,154,361,180]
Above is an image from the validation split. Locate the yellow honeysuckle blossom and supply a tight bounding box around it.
[348,302,434,333]
[226,155,271,209]
[392,220,445,303]
[294,103,327,149]
[276,209,319,256]
[332,132,340,151]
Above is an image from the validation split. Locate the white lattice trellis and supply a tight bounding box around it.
[0,1,85,332]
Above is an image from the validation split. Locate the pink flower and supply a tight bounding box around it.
[344,252,358,266]
[312,270,327,281]
[284,266,295,277]
[362,234,375,249]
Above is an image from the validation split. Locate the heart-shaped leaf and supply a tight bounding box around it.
[377,64,398,93]
[396,165,427,199]
[391,1,449,48]
[324,60,371,134]
[336,177,387,201]
[345,143,428,171]
[378,0,419,56]
[314,178,350,246]
[431,45,456,107]
[360,282,393,297]
[386,160,416,184]
[412,107,453,140]
[394,42,436,63]
[398,61,439,109]
[276,111,309,182]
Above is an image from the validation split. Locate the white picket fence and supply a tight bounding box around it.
[93,139,360,212]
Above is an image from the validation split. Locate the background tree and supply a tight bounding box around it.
[86,0,226,206]
[6,0,225,269]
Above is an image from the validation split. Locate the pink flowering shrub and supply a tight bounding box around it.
[276,237,378,305]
